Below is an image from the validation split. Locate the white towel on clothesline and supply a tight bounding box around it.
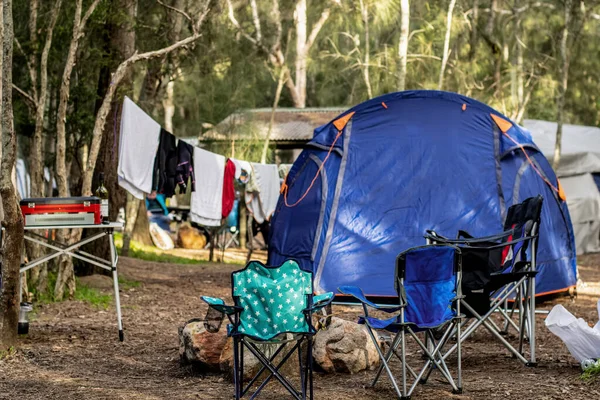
[245,163,280,224]
[190,146,225,227]
[117,96,161,199]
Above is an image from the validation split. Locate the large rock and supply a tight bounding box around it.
[179,320,227,371]
[313,317,380,374]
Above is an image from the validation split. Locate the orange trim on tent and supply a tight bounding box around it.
[501,130,561,195]
[557,179,567,201]
[490,113,513,133]
[536,285,576,297]
[462,103,467,111]
[333,111,355,131]
[381,102,388,109]
[283,112,355,206]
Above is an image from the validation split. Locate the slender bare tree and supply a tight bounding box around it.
[54,0,103,300]
[359,0,372,98]
[438,0,456,90]
[227,0,336,108]
[398,0,409,91]
[554,0,573,171]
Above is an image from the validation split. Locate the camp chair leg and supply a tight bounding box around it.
[365,325,403,399]
[443,278,528,363]
[528,274,537,366]
[518,283,530,356]
[371,331,402,387]
[308,335,314,400]
[460,300,529,364]
[298,338,306,399]
[243,341,290,397]
[233,337,241,400]
[244,341,302,400]
[401,327,408,399]
[240,340,244,388]
[408,327,459,394]
[249,341,302,400]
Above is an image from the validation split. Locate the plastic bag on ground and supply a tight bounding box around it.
[545,299,600,362]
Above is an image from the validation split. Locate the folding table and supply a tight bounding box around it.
[20,222,125,341]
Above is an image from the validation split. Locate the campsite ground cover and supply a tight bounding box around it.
[1,255,599,399]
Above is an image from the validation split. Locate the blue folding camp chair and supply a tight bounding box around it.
[339,245,464,399]
[201,259,334,400]
[425,195,542,366]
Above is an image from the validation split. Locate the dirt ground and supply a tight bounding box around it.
[1,254,600,399]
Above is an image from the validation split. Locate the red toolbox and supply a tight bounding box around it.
[20,197,102,227]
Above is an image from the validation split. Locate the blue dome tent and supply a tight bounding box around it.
[268,91,577,301]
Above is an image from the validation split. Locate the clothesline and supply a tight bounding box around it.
[117,96,281,227]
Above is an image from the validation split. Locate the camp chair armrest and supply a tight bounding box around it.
[200,296,242,315]
[424,229,451,242]
[304,292,334,313]
[428,228,518,245]
[338,286,404,312]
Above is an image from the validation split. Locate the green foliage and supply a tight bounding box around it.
[118,277,141,289]
[113,232,205,265]
[29,272,112,309]
[73,284,113,310]
[582,362,600,382]
[0,347,17,360]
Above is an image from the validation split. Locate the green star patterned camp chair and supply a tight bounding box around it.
[201,259,334,400]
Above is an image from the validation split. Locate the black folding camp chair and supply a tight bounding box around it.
[201,259,333,400]
[339,244,464,399]
[425,195,542,367]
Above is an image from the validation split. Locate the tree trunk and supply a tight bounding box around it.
[398,0,410,91]
[438,0,456,90]
[554,0,572,171]
[261,65,287,164]
[86,0,137,271]
[132,199,153,246]
[54,0,102,300]
[359,0,372,98]
[121,193,141,257]
[0,0,24,347]
[295,0,307,108]
[468,0,479,60]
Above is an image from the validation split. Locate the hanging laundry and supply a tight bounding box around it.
[175,140,195,194]
[232,158,252,184]
[190,147,225,227]
[245,163,280,224]
[222,159,236,218]
[152,128,178,197]
[118,96,161,199]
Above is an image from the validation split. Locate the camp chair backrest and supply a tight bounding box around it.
[503,195,543,234]
[502,195,543,266]
[232,260,313,340]
[395,246,458,329]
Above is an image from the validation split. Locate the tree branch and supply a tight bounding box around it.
[81,0,102,29]
[82,0,213,196]
[250,0,262,42]
[12,84,36,109]
[14,37,37,100]
[271,0,282,52]
[305,7,331,51]
[157,0,194,32]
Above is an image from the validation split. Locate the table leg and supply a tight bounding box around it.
[109,232,124,342]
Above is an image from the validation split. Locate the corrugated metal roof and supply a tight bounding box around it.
[201,108,346,142]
